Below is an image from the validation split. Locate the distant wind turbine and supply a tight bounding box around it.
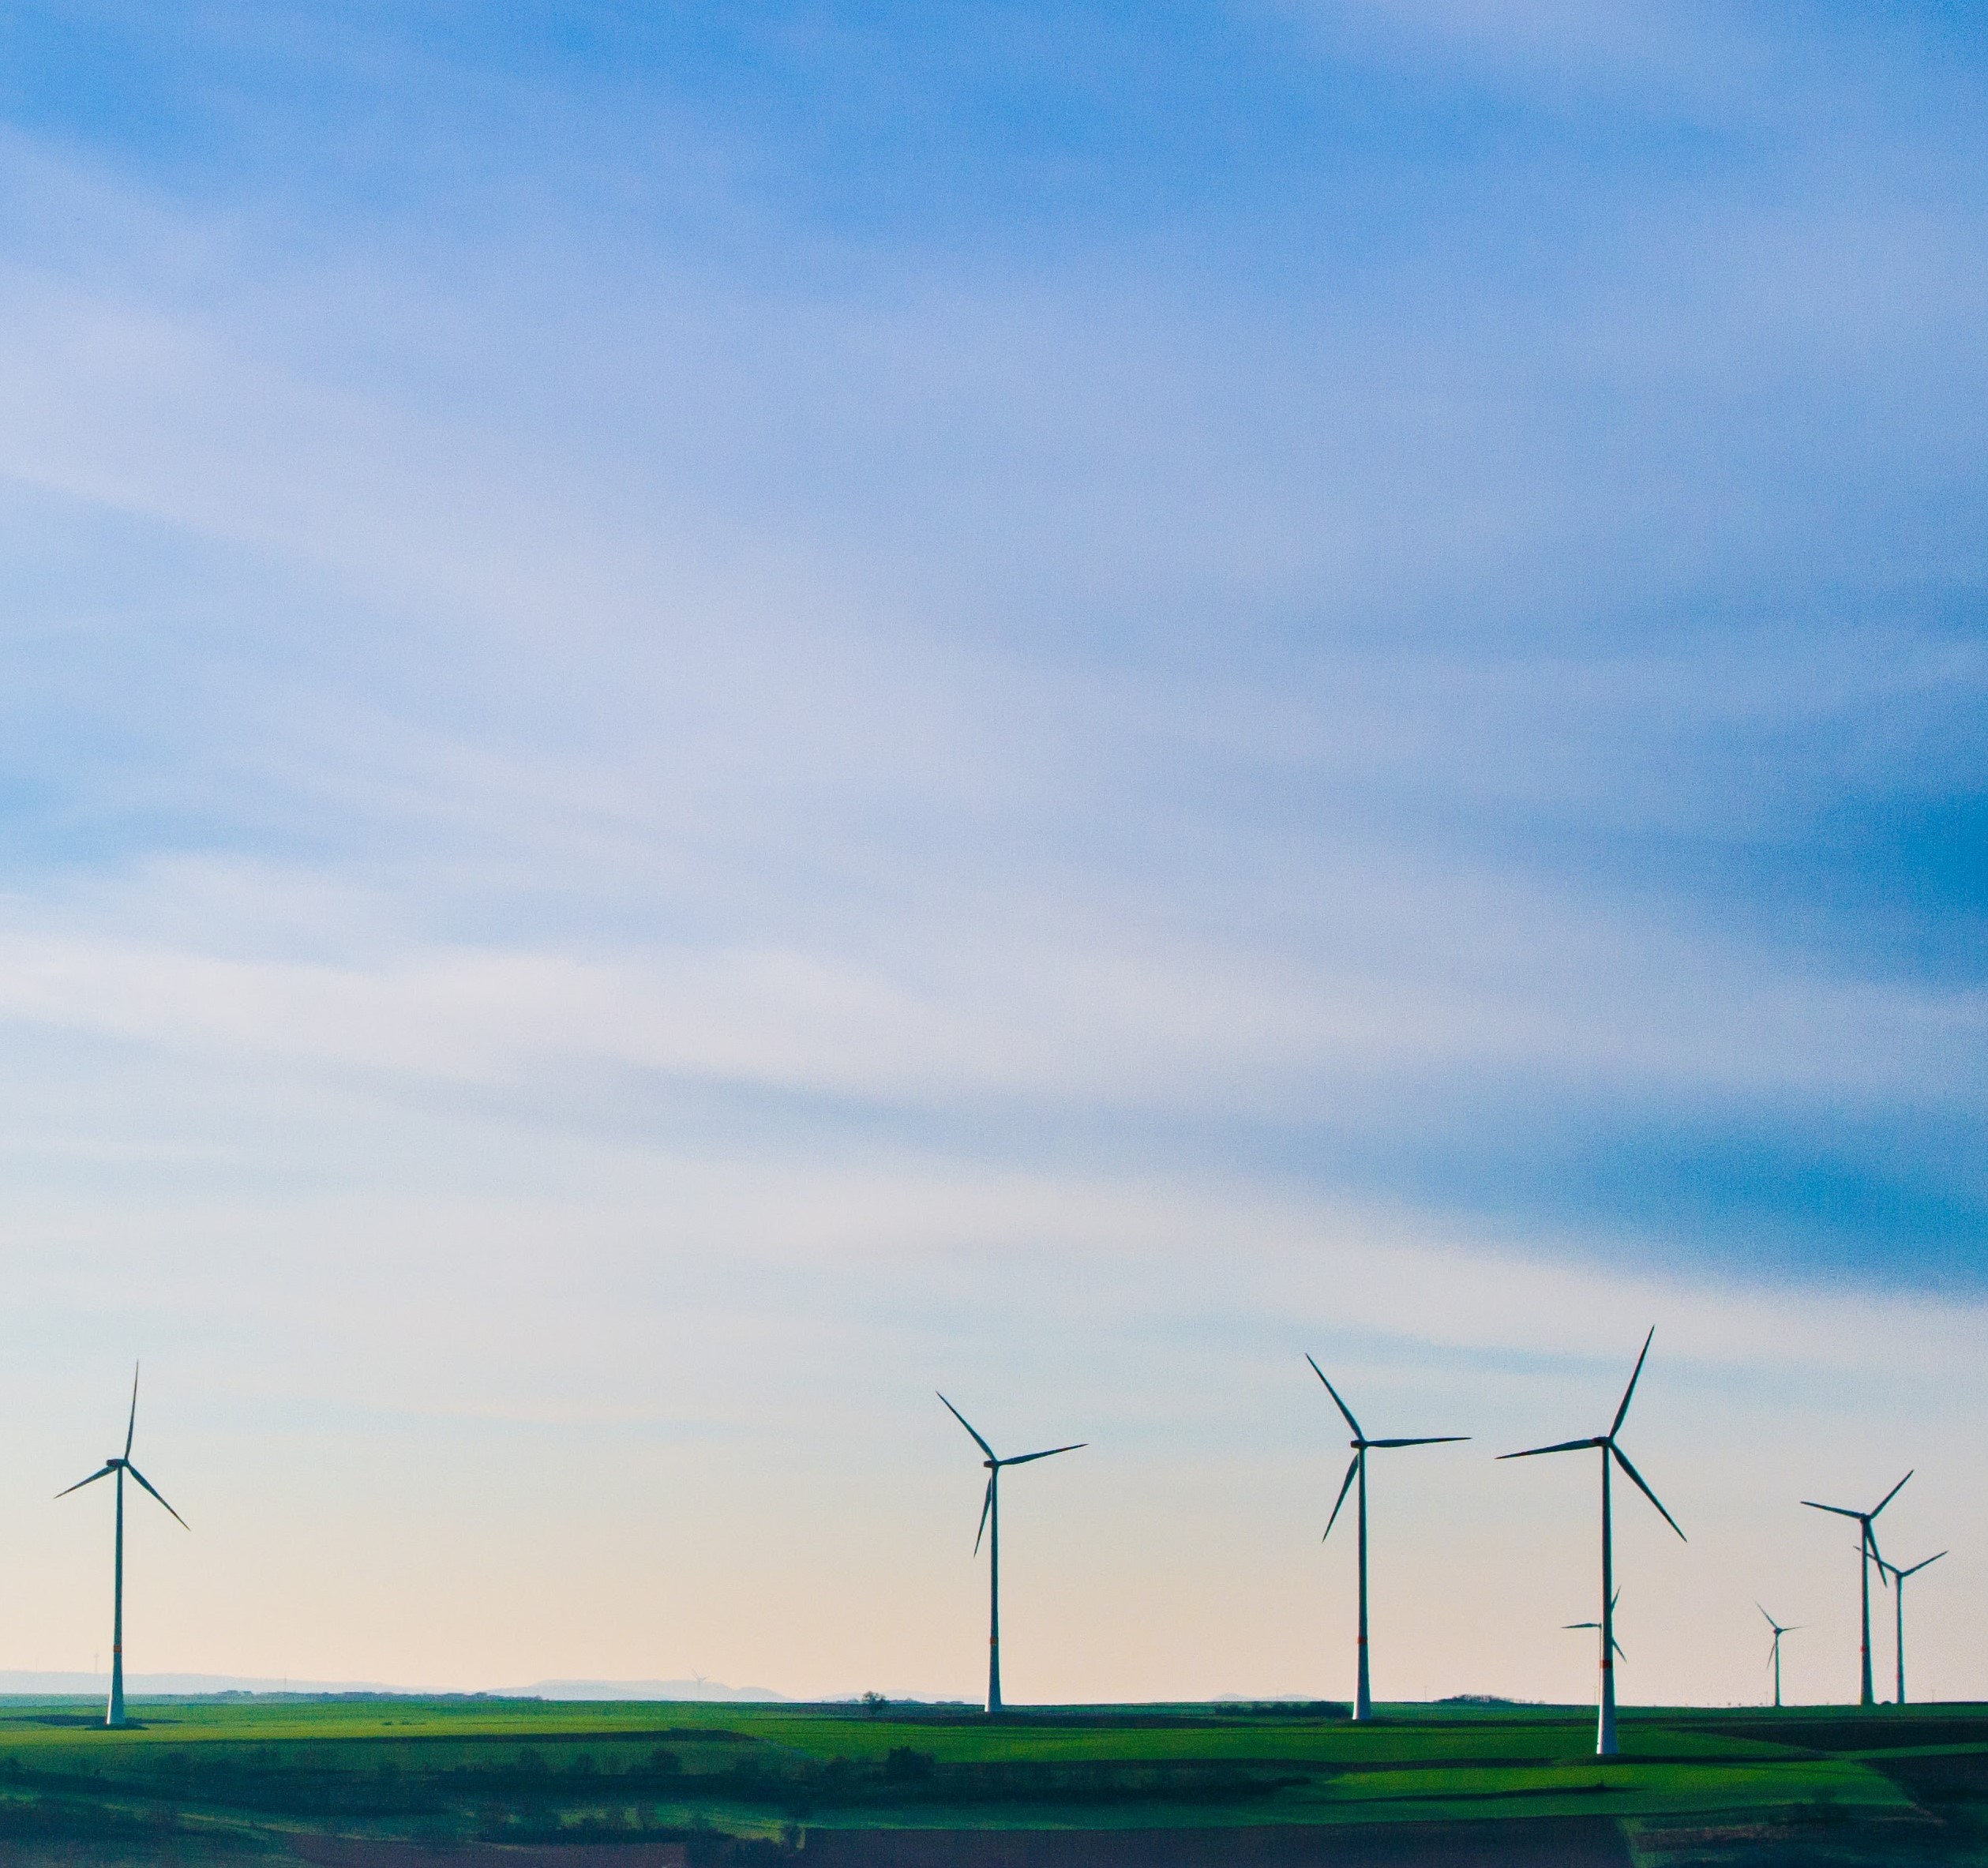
[1500,1329,1683,1757]
[1800,1472,1910,1706]
[1874,1550,1945,1706]
[1305,1356,1467,1720]
[1565,1589,1625,1666]
[938,1395,1083,1715]
[1757,1604,1799,1709]
[57,1366,188,1728]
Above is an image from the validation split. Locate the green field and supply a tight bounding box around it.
[0,1694,1983,1864]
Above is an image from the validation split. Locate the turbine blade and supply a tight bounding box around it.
[1304,1356,1363,1440]
[1498,1436,1603,1461]
[1611,1445,1685,1541]
[1322,1454,1360,1542]
[1611,1327,1656,1437]
[125,1363,141,1461]
[1613,1639,1626,1660]
[1563,1621,1599,1630]
[973,1476,993,1555]
[1757,1603,1778,1631]
[937,1393,997,1463]
[1872,1470,1914,1518]
[1902,1551,1949,1577]
[1003,1442,1085,1466]
[123,1464,188,1529]
[1800,1500,1863,1519]
[1367,1436,1470,1449]
[54,1465,117,1500]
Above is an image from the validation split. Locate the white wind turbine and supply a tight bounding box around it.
[1565,1588,1624,1679]
[58,1366,188,1728]
[938,1395,1083,1714]
[1874,1549,1945,1706]
[1306,1356,1466,1720]
[1500,1330,1683,1757]
[1800,1472,1910,1707]
[1757,1604,1799,1709]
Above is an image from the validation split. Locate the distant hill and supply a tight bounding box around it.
[0,1673,403,1697]
[497,1680,788,1702]
[0,1672,785,1701]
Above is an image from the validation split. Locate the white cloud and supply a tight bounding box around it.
[1279,0,1774,112]
[0,844,1984,1129]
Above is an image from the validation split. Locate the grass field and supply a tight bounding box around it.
[0,1694,1981,1864]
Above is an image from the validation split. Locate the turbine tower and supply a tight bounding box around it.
[1874,1550,1944,1706]
[1800,1472,1910,1706]
[58,1366,188,1728]
[1305,1356,1466,1720]
[938,1395,1083,1715]
[1757,1604,1799,1709]
[1499,1328,1683,1757]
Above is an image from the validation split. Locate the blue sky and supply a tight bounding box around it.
[0,2,1984,1704]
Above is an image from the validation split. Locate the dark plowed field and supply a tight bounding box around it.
[793,1817,1629,1866]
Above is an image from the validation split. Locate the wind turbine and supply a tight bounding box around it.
[1305,1356,1467,1720]
[1800,1472,1910,1706]
[938,1395,1083,1715]
[1757,1604,1799,1709]
[57,1366,188,1728]
[1874,1550,1945,1705]
[1499,1328,1683,1757]
[1565,1589,1625,1672]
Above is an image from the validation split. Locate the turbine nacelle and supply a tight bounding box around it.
[1563,1622,1626,1659]
[937,1396,1085,1555]
[1800,1470,1911,1551]
[1496,1331,1686,1544]
[1305,1356,1468,1544]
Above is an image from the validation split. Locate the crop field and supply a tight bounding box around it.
[0,1696,1982,1865]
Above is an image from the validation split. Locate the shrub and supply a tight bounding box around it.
[883,1747,935,1784]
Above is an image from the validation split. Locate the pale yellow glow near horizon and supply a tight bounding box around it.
[0,1153,1973,1709]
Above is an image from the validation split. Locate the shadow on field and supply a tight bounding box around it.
[288,1817,1630,1867]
